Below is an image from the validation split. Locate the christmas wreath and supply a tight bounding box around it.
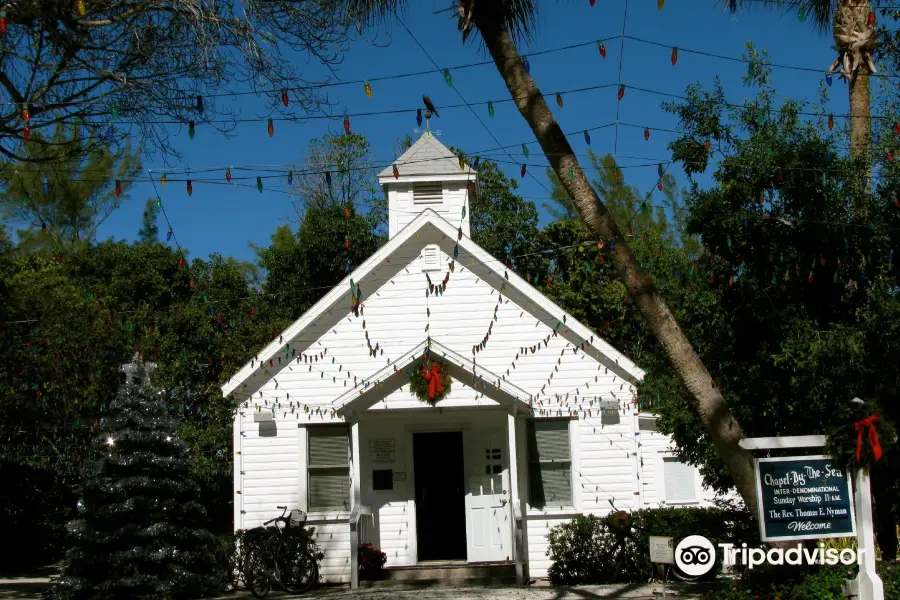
[408,359,452,406]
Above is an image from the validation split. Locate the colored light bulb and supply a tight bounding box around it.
[326,171,332,187]
[657,182,663,191]
[416,109,423,127]
[705,139,711,151]
[556,93,564,108]
[256,176,263,192]
[267,118,274,137]
[225,168,231,182]
[161,172,166,187]
[522,56,530,74]
[0,11,7,34]
[188,120,195,139]
[584,130,591,145]
[658,0,664,9]
[828,114,834,130]
[569,168,574,180]
[186,179,193,196]
[115,180,122,197]
[598,42,607,58]
[591,0,596,5]
[868,10,875,27]
[825,74,832,86]
[671,48,678,66]
[343,115,350,133]
[520,164,527,178]
[896,122,900,135]
[22,104,29,123]
[487,101,494,118]
[42,178,49,195]
[77,0,86,16]
[344,239,350,248]
[889,151,895,163]
[798,4,806,20]
[392,164,399,179]
[644,127,650,141]
[618,85,625,100]
[22,125,30,140]
[729,0,736,13]
[196,95,204,114]
[110,104,118,120]
[364,80,372,97]
[443,68,452,87]
[522,144,529,158]
[657,163,664,177]
[281,89,289,107]
[288,170,293,185]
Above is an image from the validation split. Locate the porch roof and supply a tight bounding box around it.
[334,339,533,417]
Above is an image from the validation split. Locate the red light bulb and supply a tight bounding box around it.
[22,125,30,140]
[343,115,350,134]
[281,89,289,107]
[598,43,607,58]
[186,179,193,196]
[644,128,650,141]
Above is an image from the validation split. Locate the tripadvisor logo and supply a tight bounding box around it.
[676,535,865,575]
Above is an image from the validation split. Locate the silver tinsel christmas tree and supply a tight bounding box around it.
[49,354,220,599]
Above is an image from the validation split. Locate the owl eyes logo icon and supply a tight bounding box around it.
[675,535,716,577]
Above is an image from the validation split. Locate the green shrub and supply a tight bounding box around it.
[546,514,642,585]
[702,562,900,600]
[545,506,756,585]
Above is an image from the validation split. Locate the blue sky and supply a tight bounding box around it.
[95,1,851,264]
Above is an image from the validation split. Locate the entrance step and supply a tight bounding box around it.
[360,561,517,587]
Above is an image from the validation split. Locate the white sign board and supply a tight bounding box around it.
[370,438,395,463]
[649,536,675,565]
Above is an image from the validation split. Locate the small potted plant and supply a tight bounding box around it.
[358,543,387,581]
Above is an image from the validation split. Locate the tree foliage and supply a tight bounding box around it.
[0,0,381,162]
[0,126,140,254]
[638,57,900,498]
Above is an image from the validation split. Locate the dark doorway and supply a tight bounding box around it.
[413,431,467,561]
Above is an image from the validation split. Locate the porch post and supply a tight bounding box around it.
[507,409,525,586]
[349,418,361,589]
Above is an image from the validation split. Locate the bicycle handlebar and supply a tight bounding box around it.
[262,506,290,527]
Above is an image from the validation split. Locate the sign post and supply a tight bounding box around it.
[739,435,883,600]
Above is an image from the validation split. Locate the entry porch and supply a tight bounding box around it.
[335,342,534,588]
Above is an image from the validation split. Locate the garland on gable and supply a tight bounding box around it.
[408,358,452,406]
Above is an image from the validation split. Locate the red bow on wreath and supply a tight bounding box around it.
[422,363,443,400]
[855,413,883,462]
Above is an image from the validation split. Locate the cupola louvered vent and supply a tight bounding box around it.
[422,244,440,271]
[413,182,443,205]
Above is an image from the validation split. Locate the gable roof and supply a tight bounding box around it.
[334,339,534,416]
[221,209,644,401]
[376,131,474,179]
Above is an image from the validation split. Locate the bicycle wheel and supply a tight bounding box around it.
[278,549,319,594]
[242,548,272,598]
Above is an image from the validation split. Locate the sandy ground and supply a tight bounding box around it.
[0,578,703,600]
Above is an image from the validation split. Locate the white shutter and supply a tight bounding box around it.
[413,182,443,205]
[422,245,440,271]
[308,426,350,512]
[663,458,697,503]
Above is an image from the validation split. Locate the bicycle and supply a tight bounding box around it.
[241,506,321,598]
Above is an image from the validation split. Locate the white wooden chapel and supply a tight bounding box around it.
[223,130,715,585]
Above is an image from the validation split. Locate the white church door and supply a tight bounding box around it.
[463,428,513,563]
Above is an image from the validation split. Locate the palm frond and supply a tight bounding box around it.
[724,0,835,35]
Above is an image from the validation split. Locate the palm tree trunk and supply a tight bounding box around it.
[473,16,760,516]
[849,65,871,161]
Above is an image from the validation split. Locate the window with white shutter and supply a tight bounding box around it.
[307,426,350,512]
[662,457,698,504]
[413,181,443,205]
[527,419,573,509]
